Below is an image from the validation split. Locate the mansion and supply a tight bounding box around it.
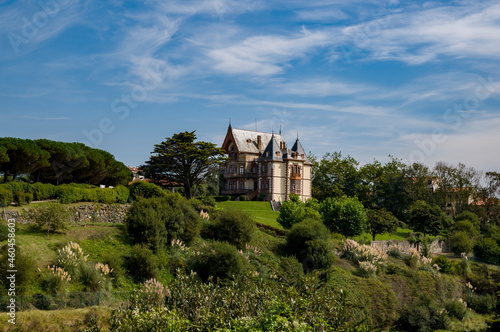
[221,124,312,202]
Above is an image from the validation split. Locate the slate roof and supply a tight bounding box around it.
[229,128,284,154]
[257,134,283,162]
[290,138,313,165]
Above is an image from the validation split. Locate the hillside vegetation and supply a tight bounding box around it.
[1,197,500,331]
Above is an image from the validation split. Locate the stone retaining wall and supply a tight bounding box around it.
[370,238,450,254]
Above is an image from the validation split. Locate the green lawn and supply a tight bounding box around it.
[217,201,282,229]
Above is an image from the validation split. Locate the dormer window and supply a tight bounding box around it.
[276,151,280,156]
[266,151,270,157]
[301,154,304,159]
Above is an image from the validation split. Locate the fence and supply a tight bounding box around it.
[0,291,132,312]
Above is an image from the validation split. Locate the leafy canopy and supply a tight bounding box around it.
[320,196,367,238]
[144,131,226,199]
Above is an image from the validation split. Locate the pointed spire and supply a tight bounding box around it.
[279,125,282,135]
[229,118,232,129]
[297,129,299,140]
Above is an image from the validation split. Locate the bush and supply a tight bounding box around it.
[0,187,13,207]
[54,184,85,203]
[125,195,201,252]
[213,195,231,202]
[466,289,497,314]
[397,302,450,332]
[452,219,479,237]
[0,244,36,294]
[124,244,159,283]
[27,201,70,237]
[0,223,8,241]
[129,181,165,200]
[13,190,26,206]
[30,182,56,201]
[448,231,475,255]
[455,211,480,227]
[213,208,256,249]
[190,241,250,281]
[285,219,335,271]
[79,262,113,292]
[474,237,500,264]
[320,196,367,238]
[277,194,320,229]
[445,299,467,319]
[432,256,453,274]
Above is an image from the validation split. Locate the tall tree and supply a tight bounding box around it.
[0,138,50,183]
[144,131,226,199]
[312,152,361,201]
[320,195,367,238]
[366,208,400,241]
[434,162,478,218]
[371,157,410,221]
[0,146,8,164]
[407,200,446,237]
[474,171,500,223]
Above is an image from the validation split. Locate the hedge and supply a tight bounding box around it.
[0,182,129,205]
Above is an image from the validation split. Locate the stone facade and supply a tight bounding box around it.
[221,125,312,202]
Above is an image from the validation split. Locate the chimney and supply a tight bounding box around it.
[257,135,262,149]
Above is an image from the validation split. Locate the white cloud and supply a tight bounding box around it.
[270,78,372,97]
[341,1,500,64]
[207,30,332,76]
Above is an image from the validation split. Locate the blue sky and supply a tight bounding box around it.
[1,0,499,172]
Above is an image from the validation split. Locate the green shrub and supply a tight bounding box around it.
[474,237,500,264]
[129,181,165,200]
[79,262,112,292]
[0,223,8,241]
[432,256,453,274]
[55,184,85,203]
[190,241,251,281]
[163,194,201,245]
[124,244,159,283]
[198,196,216,207]
[40,265,71,294]
[448,231,475,255]
[277,194,321,229]
[466,289,497,314]
[444,299,467,319]
[455,211,480,228]
[452,219,479,237]
[213,195,231,202]
[278,256,305,285]
[213,208,256,249]
[0,187,13,207]
[2,182,27,194]
[0,244,37,294]
[13,190,26,206]
[125,195,201,252]
[285,219,335,271]
[397,302,450,332]
[30,182,56,201]
[320,196,367,237]
[25,192,33,204]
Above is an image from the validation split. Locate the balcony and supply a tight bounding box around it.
[290,173,301,180]
[223,172,255,179]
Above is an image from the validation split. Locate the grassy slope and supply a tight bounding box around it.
[0,222,127,269]
[218,201,282,229]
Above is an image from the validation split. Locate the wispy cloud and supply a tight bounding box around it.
[341,1,500,64]
[207,29,332,76]
[22,116,70,121]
